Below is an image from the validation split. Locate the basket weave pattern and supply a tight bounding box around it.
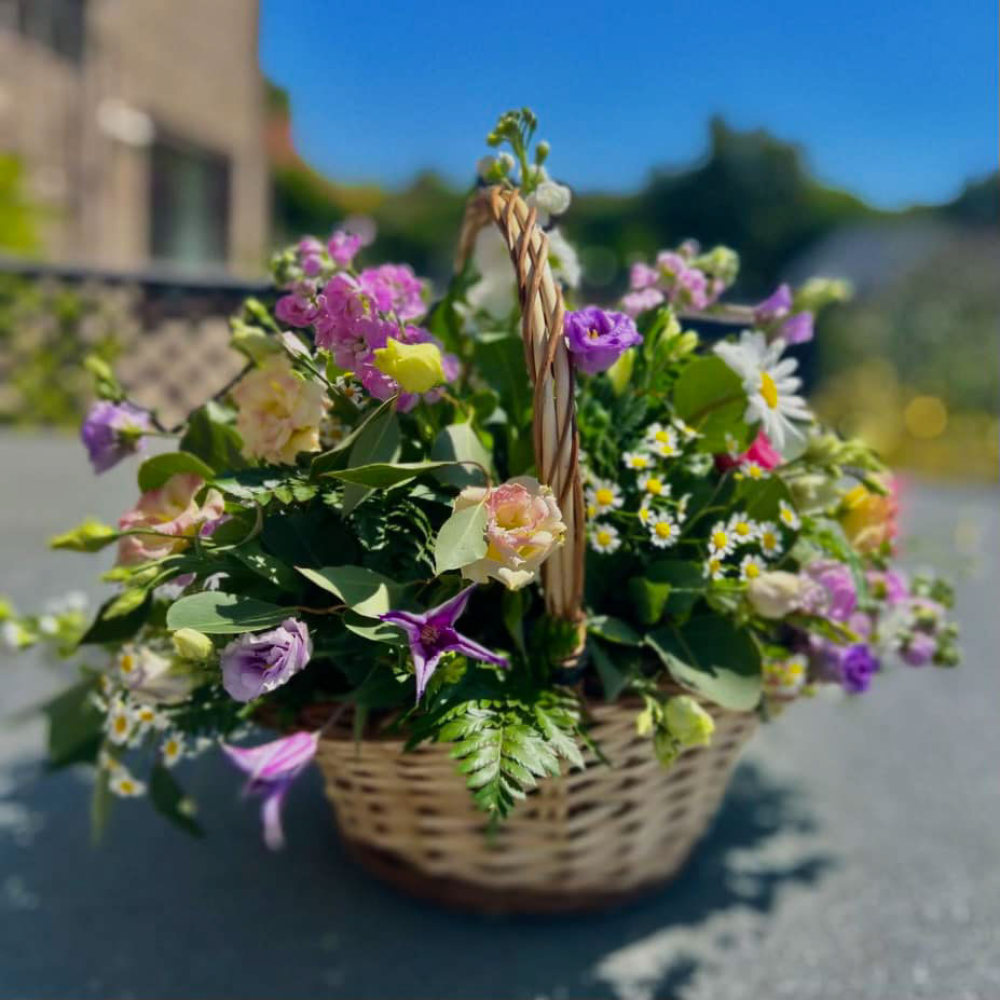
[317,698,756,909]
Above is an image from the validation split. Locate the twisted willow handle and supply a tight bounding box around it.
[456,186,585,623]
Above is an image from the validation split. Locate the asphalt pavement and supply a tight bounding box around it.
[1,432,997,1000]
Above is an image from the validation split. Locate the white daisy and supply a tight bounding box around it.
[644,423,680,458]
[647,512,679,549]
[637,472,671,499]
[714,330,812,449]
[133,703,166,733]
[704,555,727,581]
[778,499,801,531]
[739,554,766,582]
[106,700,134,747]
[763,655,808,698]
[98,748,123,774]
[590,523,621,554]
[637,503,653,526]
[676,493,692,521]
[728,513,759,544]
[116,646,142,685]
[758,521,783,558]
[585,478,623,515]
[161,733,186,769]
[672,417,700,441]
[741,460,769,481]
[622,450,654,472]
[109,771,147,798]
[707,521,736,557]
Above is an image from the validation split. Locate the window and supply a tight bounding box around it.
[3,0,87,63]
[149,137,230,267]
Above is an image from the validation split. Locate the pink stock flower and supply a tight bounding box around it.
[116,473,225,566]
[629,262,659,290]
[327,229,361,268]
[621,287,665,316]
[358,264,426,321]
[314,273,368,350]
[275,292,319,328]
[297,237,325,277]
[453,476,566,590]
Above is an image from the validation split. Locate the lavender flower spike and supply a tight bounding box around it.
[80,400,152,474]
[220,618,312,702]
[380,584,508,701]
[222,731,319,850]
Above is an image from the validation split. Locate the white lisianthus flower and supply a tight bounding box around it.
[714,331,812,450]
[747,571,805,619]
[546,228,581,288]
[465,227,517,319]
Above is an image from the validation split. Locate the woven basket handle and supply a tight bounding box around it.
[455,186,585,623]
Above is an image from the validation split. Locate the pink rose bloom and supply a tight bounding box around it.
[230,356,328,464]
[716,430,783,471]
[453,476,566,590]
[117,473,225,566]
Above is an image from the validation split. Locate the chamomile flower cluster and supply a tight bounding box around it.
[703,505,796,582]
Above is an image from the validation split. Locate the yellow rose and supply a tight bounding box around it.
[840,481,898,554]
[373,338,445,394]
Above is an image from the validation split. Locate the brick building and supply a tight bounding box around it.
[0,0,268,274]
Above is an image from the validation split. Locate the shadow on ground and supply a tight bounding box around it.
[0,751,834,1000]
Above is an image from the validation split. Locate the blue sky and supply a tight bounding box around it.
[260,0,997,208]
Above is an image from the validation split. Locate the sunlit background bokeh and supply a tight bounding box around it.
[0,0,996,479]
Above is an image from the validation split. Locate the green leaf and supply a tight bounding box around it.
[322,460,455,489]
[295,565,400,617]
[646,616,761,711]
[149,765,204,837]
[165,592,294,634]
[587,615,643,646]
[430,423,493,488]
[646,560,706,618]
[588,640,630,701]
[628,576,673,626]
[260,506,358,569]
[474,335,530,427]
[341,408,401,514]
[78,591,153,645]
[179,403,248,472]
[433,499,488,576]
[102,586,150,620]
[674,356,751,452]
[137,452,216,493]
[310,398,394,477]
[737,473,794,522]
[228,541,299,592]
[342,612,406,645]
[42,676,104,769]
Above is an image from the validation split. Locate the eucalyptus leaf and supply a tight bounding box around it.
[78,591,153,645]
[310,398,394,477]
[341,408,401,514]
[296,565,400,617]
[323,460,456,489]
[137,452,216,493]
[165,592,294,634]
[587,615,643,646]
[430,423,493,488]
[433,499,487,576]
[42,676,104,769]
[646,616,761,711]
[589,640,630,701]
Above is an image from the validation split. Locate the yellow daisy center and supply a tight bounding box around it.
[734,521,752,536]
[762,531,777,549]
[781,508,795,524]
[120,655,134,674]
[595,488,614,506]
[745,562,761,579]
[630,456,649,469]
[597,530,613,546]
[655,521,674,539]
[712,530,729,549]
[759,371,779,409]
[645,478,664,495]
[113,716,128,734]
[654,430,671,443]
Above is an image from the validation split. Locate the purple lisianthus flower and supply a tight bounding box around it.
[220,618,312,702]
[380,584,508,701]
[839,643,880,694]
[802,559,857,622]
[564,306,643,375]
[80,400,152,474]
[222,730,319,850]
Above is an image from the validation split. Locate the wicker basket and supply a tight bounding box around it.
[312,187,758,913]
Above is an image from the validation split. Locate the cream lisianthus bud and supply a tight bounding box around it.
[748,571,804,619]
[373,338,445,394]
[172,628,214,662]
[664,696,715,748]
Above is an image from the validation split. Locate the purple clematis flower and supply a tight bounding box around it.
[222,731,319,850]
[220,618,312,702]
[564,306,643,374]
[380,584,508,700]
[80,400,152,474]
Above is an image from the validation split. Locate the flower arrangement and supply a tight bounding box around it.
[4,110,959,855]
